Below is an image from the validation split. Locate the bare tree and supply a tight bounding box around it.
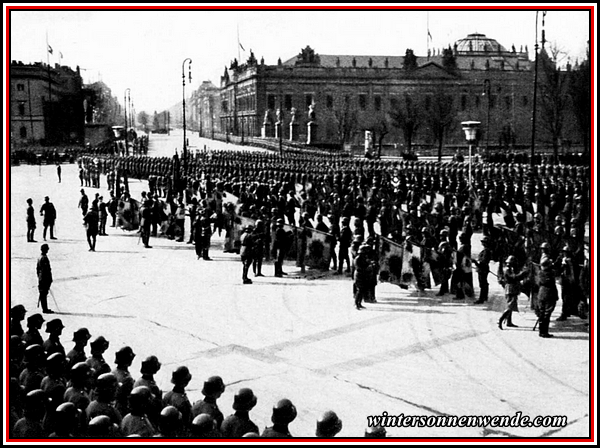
[137,111,150,133]
[538,43,569,162]
[332,100,358,149]
[388,95,422,156]
[568,42,591,154]
[426,86,457,161]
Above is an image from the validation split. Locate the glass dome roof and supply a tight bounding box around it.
[455,33,508,53]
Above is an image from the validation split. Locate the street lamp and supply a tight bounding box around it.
[461,121,481,192]
[482,79,491,157]
[182,58,192,175]
[124,88,130,155]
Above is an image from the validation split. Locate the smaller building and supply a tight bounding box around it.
[10,60,85,147]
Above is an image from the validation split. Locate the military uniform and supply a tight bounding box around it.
[36,248,53,313]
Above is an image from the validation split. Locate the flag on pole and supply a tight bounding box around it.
[239,42,245,51]
[47,44,53,54]
[59,51,63,59]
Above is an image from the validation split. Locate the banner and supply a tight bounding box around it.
[378,237,424,288]
[305,228,333,270]
[117,198,140,231]
[222,192,241,213]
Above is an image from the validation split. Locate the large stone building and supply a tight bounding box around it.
[190,80,221,138]
[219,33,580,153]
[10,61,85,147]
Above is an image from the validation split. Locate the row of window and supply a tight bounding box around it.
[262,92,529,112]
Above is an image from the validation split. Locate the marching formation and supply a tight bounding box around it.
[73,150,590,336]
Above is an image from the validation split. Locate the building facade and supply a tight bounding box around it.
[10,61,85,147]
[219,33,580,153]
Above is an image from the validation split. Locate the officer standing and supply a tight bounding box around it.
[36,244,54,314]
[353,245,373,310]
[473,236,492,304]
[252,220,266,277]
[537,258,558,338]
[273,219,288,277]
[240,225,255,284]
[79,189,89,217]
[26,198,37,242]
[40,196,57,240]
[499,255,529,330]
[83,204,100,252]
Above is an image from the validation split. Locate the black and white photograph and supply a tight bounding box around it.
[5,4,595,442]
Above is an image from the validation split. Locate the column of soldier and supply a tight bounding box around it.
[10,306,389,439]
[78,151,590,333]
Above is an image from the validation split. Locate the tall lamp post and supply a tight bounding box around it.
[482,79,491,158]
[124,88,130,155]
[182,58,192,175]
[530,11,541,170]
[461,121,481,192]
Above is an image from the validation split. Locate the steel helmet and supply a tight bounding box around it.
[540,242,551,250]
[96,372,119,391]
[233,388,258,411]
[88,415,112,436]
[56,401,80,419]
[364,425,387,438]
[316,410,343,437]
[506,255,517,266]
[140,355,161,375]
[202,375,225,397]
[114,346,136,364]
[171,366,192,385]
[271,398,297,425]
[160,405,182,425]
[191,414,216,433]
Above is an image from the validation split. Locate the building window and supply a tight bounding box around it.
[17,83,25,91]
[522,95,528,107]
[267,94,276,110]
[425,95,431,111]
[285,94,292,111]
[20,126,27,138]
[475,95,480,108]
[222,100,228,113]
[490,95,497,109]
[374,96,381,111]
[359,94,367,110]
[305,94,313,109]
[461,95,467,111]
[505,95,511,109]
[344,95,351,106]
[326,95,333,109]
[390,97,399,110]
[18,102,25,115]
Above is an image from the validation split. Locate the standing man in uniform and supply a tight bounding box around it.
[40,196,57,240]
[79,189,89,218]
[473,236,492,304]
[26,198,37,243]
[36,243,54,314]
[56,162,62,183]
[499,255,529,329]
[83,204,100,252]
[273,219,288,277]
[98,196,108,236]
[240,225,254,284]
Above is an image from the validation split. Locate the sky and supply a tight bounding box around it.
[6,4,594,114]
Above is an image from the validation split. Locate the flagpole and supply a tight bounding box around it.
[46,31,52,102]
[237,24,241,63]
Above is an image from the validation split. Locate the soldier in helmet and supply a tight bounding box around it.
[36,243,54,314]
[273,219,288,277]
[473,236,492,304]
[353,244,375,310]
[19,344,46,393]
[556,245,581,321]
[66,328,92,369]
[112,346,136,417]
[134,355,163,428]
[315,410,343,438]
[240,225,255,284]
[64,361,93,432]
[436,238,453,297]
[155,406,183,438]
[87,414,119,439]
[48,402,80,438]
[40,352,67,434]
[86,372,123,428]
[252,220,266,277]
[120,386,156,437]
[337,217,353,275]
[261,398,297,438]
[364,424,386,438]
[162,366,193,428]
[191,413,221,438]
[192,376,226,430]
[536,257,558,338]
[499,255,529,330]
[12,389,47,438]
[86,336,111,382]
[10,304,27,338]
[22,313,45,348]
[221,388,259,438]
[43,318,65,357]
